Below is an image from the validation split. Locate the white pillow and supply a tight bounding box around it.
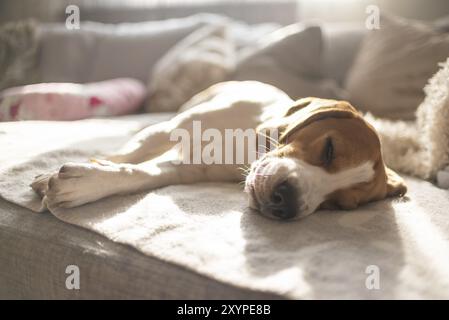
[146,24,236,112]
[345,15,449,120]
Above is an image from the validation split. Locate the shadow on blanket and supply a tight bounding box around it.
[239,200,406,298]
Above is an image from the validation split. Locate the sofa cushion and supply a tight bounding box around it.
[321,23,366,86]
[232,24,343,100]
[345,14,449,120]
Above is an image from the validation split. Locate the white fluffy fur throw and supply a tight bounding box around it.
[367,58,449,180]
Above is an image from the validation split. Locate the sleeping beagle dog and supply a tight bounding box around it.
[32,81,406,220]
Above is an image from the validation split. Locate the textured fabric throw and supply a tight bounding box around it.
[1,115,449,299]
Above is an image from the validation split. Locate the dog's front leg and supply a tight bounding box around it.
[43,160,240,209]
[105,121,176,164]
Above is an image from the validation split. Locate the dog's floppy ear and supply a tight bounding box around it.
[279,98,360,144]
[283,97,315,116]
[385,166,407,197]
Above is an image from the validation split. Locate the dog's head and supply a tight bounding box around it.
[245,97,406,220]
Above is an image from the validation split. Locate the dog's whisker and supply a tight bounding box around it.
[238,167,251,175]
[258,132,280,148]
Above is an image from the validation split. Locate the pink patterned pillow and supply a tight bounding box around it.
[0,78,146,121]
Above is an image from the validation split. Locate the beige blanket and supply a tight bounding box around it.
[1,115,449,299]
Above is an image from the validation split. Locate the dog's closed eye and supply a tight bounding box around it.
[322,137,334,166]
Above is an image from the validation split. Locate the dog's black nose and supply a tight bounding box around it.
[264,181,297,220]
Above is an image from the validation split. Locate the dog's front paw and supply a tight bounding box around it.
[30,172,54,197]
[45,162,119,209]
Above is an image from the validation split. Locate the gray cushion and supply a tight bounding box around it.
[321,23,366,85]
[434,14,449,32]
[236,24,323,78]
[232,24,343,100]
[345,15,449,120]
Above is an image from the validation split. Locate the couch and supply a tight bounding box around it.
[1,14,449,299]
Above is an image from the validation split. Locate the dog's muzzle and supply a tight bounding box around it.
[245,157,300,220]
